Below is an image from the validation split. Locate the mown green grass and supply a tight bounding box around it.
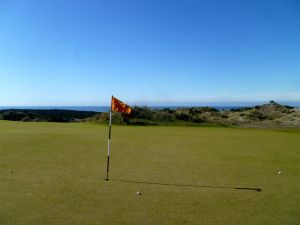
[0,121,299,225]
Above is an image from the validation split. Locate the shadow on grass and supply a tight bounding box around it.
[110,179,262,192]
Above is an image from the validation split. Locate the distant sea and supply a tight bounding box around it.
[0,104,299,112]
[0,105,278,112]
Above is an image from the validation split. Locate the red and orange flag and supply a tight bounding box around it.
[111,96,132,114]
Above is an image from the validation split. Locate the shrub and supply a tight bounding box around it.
[247,110,268,121]
[153,111,176,122]
[127,119,157,125]
[131,107,154,120]
[175,113,192,121]
[2,111,26,121]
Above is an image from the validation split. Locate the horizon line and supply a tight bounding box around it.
[1,100,300,108]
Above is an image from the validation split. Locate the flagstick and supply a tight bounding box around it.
[105,108,112,181]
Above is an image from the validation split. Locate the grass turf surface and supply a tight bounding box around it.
[0,121,299,225]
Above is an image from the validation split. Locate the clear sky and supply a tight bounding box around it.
[0,0,299,106]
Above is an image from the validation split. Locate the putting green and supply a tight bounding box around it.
[0,121,299,225]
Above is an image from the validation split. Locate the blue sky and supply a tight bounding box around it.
[0,0,299,106]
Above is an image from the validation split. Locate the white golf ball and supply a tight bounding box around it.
[278,171,283,174]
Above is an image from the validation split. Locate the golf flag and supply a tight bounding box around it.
[105,96,132,181]
[111,96,132,114]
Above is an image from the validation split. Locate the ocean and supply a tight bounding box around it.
[0,103,299,112]
[0,105,263,112]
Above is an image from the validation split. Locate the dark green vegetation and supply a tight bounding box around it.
[85,101,300,128]
[0,109,97,122]
[1,121,299,225]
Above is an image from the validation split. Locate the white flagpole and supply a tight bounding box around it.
[105,99,112,180]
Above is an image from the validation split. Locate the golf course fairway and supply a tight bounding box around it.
[0,121,299,225]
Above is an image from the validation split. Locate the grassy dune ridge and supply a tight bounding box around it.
[1,102,300,128]
[0,121,299,225]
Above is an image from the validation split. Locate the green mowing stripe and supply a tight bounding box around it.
[0,121,299,225]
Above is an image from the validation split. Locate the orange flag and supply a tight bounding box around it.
[111,96,132,114]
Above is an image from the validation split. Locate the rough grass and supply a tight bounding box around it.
[0,121,299,225]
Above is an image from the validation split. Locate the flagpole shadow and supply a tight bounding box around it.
[110,179,262,192]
